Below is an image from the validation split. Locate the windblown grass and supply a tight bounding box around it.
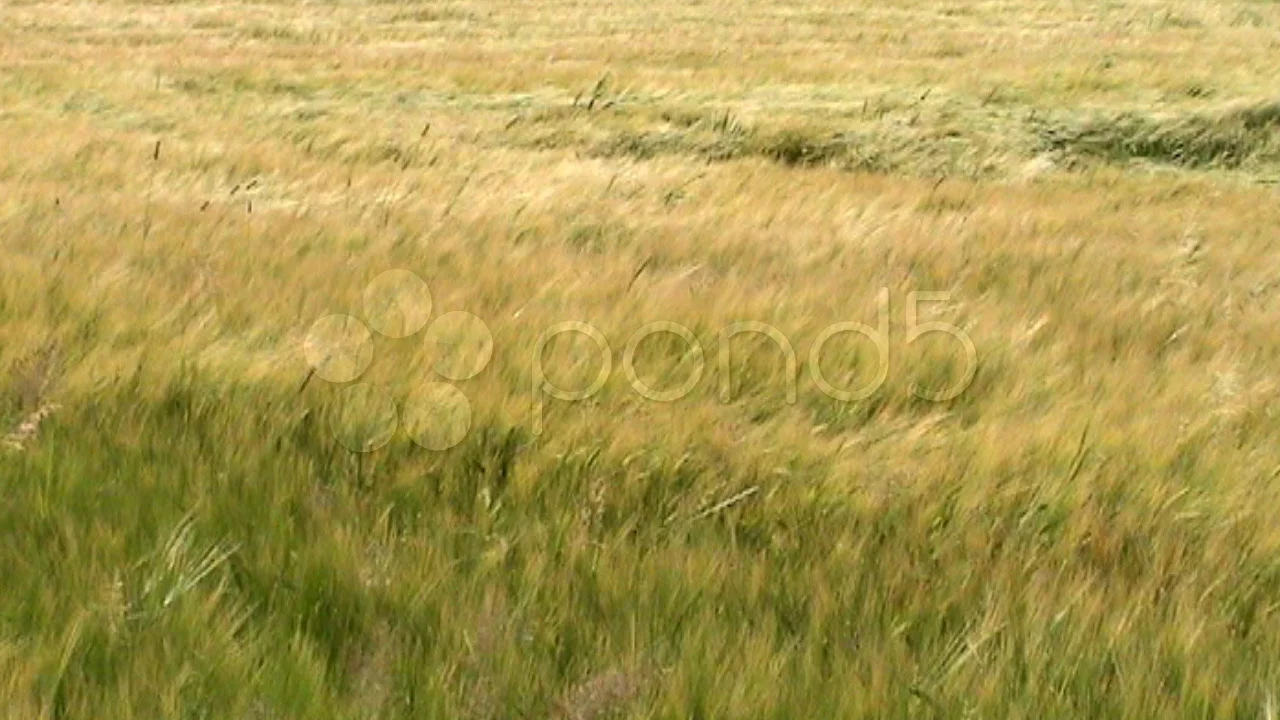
[3,0,1280,717]
[1039,99,1280,170]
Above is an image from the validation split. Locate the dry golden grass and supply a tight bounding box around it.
[3,0,1280,716]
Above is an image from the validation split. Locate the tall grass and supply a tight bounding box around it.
[3,0,1280,716]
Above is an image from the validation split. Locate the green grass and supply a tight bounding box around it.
[11,373,1280,718]
[6,0,1280,716]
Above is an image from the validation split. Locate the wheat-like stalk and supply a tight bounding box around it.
[3,403,60,452]
[4,342,61,452]
[554,668,645,720]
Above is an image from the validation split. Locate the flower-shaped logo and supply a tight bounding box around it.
[302,270,492,453]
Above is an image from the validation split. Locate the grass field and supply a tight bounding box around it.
[3,0,1280,716]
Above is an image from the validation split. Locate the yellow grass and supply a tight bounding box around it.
[2,0,1280,716]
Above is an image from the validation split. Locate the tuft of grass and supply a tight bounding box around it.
[1038,99,1280,169]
